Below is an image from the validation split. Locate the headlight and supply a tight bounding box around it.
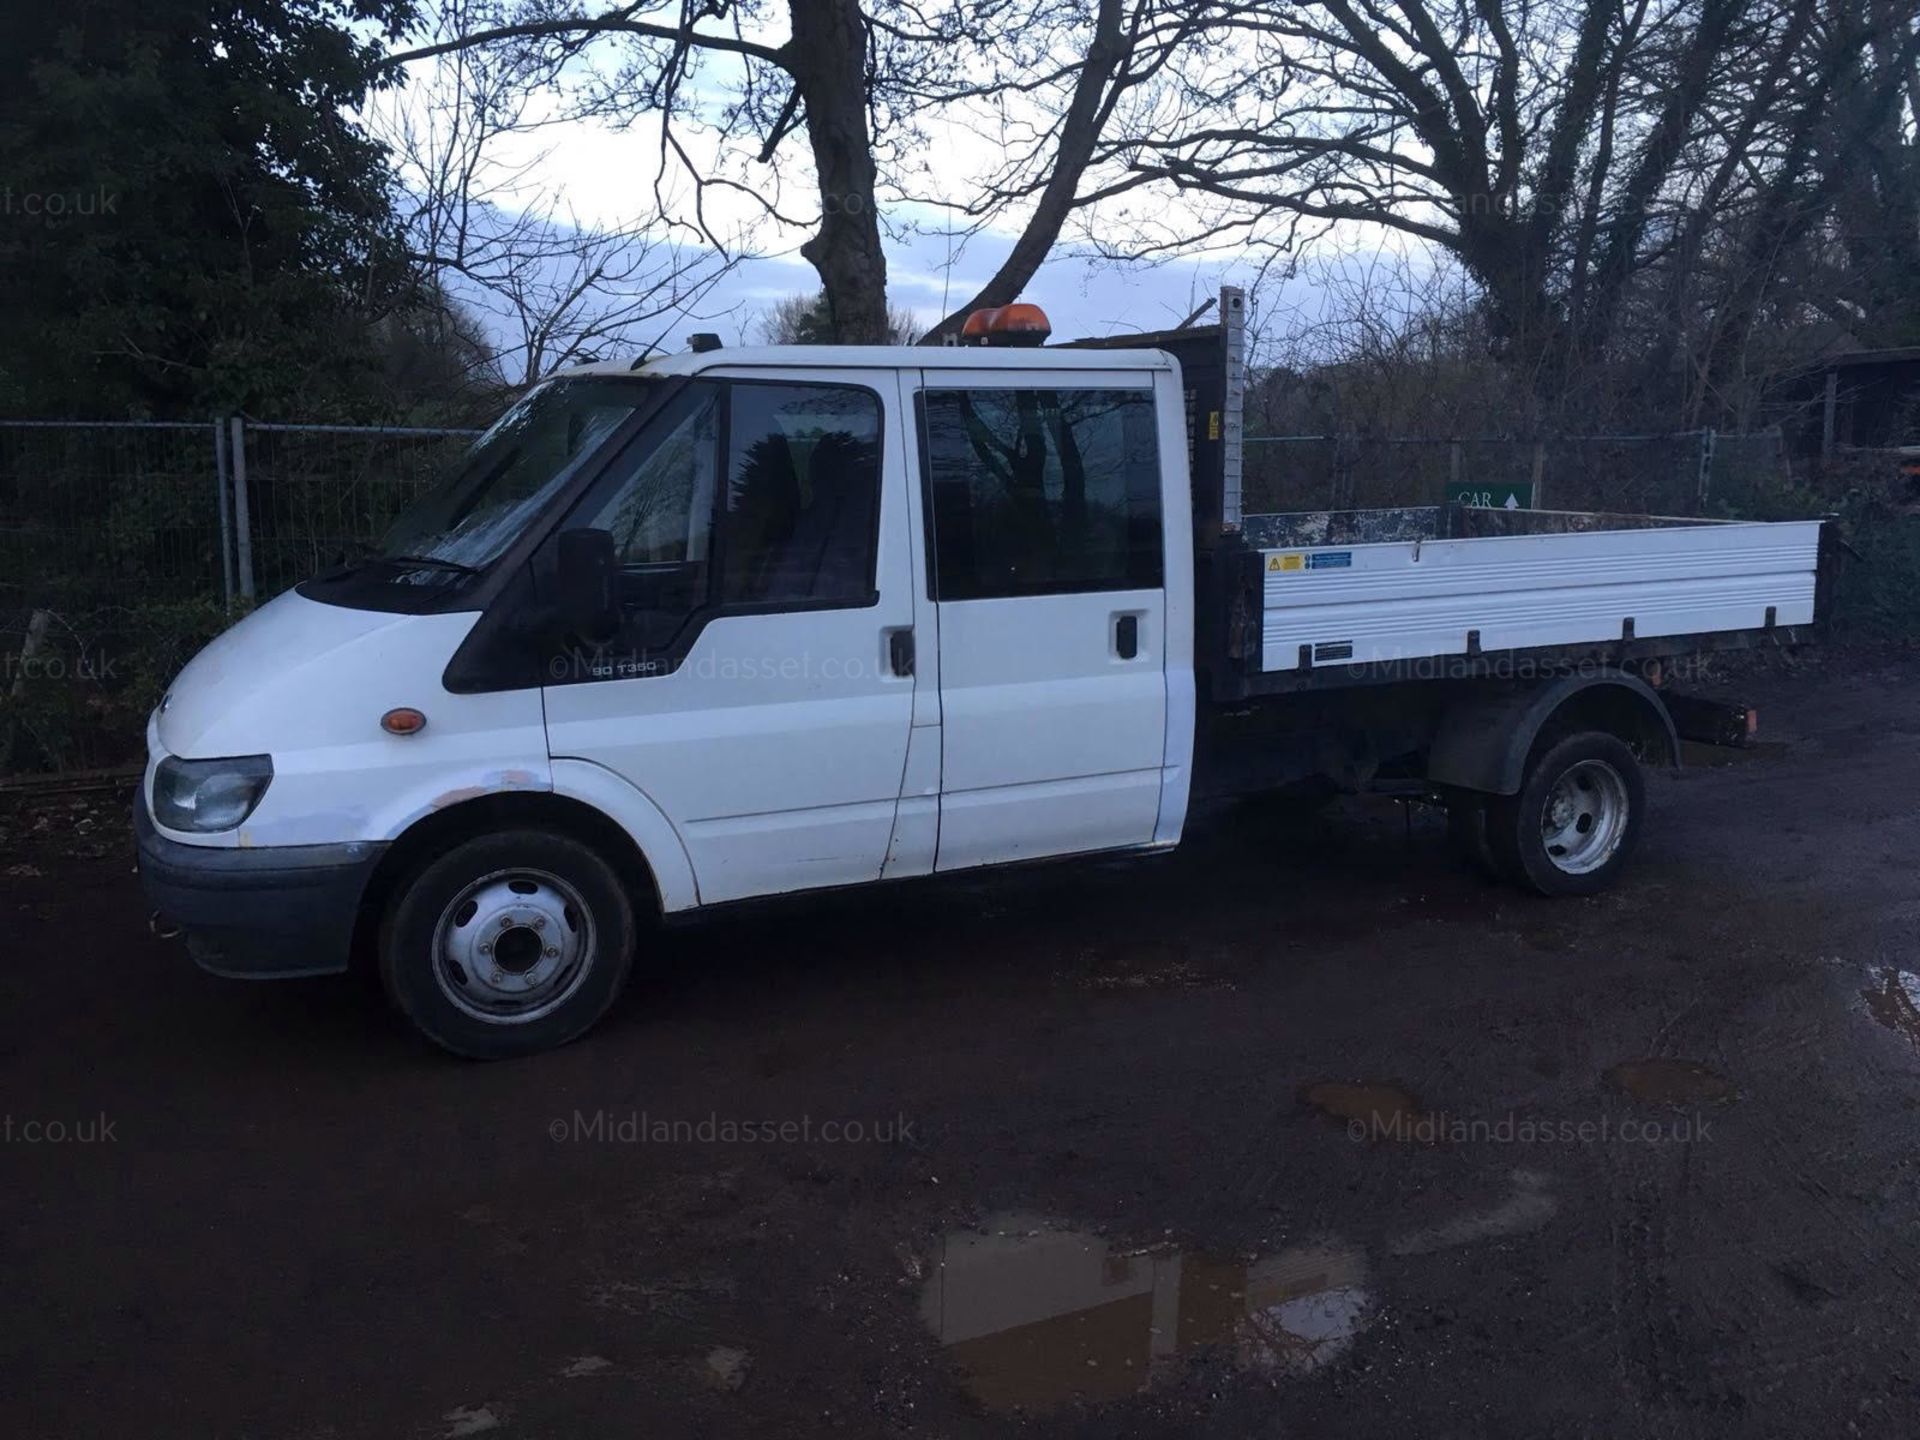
[153,755,274,833]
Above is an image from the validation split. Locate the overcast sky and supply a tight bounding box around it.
[371,46,1428,369]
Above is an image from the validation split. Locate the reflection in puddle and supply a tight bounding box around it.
[1604,1058,1736,1105]
[1863,969,1920,1048]
[919,1215,1368,1412]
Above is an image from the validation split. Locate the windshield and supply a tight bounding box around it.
[376,377,647,570]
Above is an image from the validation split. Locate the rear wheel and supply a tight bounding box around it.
[1487,731,1645,897]
[380,828,636,1058]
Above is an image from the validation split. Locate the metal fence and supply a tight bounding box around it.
[0,418,482,773]
[2,419,1802,624]
[0,413,1870,775]
[0,418,481,618]
[236,423,479,599]
[1241,428,1791,516]
[0,420,228,611]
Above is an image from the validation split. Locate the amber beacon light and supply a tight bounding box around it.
[959,303,1052,347]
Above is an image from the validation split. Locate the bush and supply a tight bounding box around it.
[0,598,239,774]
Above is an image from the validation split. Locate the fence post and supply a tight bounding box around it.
[1530,440,1547,509]
[1695,428,1717,513]
[229,416,256,602]
[1820,369,1838,461]
[213,419,235,608]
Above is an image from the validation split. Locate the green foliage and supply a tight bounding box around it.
[1713,453,1920,638]
[1820,481,1920,640]
[1,597,240,772]
[0,0,420,419]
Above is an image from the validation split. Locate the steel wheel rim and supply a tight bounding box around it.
[1539,759,1630,875]
[431,867,596,1024]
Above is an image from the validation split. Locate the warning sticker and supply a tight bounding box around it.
[1267,553,1305,573]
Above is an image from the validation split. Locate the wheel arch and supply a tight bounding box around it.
[1428,670,1679,797]
[350,788,675,972]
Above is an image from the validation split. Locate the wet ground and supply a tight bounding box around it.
[4,648,1920,1437]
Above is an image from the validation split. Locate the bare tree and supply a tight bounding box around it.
[377,16,738,383]
[383,0,1176,344]
[375,0,1920,404]
[385,0,900,342]
[1658,0,1920,419]
[1829,0,1920,344]
[908,0,1207,341]
[1079,0,1920,401]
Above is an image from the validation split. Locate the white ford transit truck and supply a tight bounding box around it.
[136,293,1832,1056]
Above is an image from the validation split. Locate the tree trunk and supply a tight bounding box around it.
[787,0,890,343]
[920,0,1128,342]
[1575,0,1743,365]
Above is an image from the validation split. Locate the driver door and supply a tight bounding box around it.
[539,374,918,904]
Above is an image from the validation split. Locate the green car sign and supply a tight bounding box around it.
[1445,481,1535,510]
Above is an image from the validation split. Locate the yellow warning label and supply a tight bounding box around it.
[1267,553,1305,573]
[1208,410,1221,440]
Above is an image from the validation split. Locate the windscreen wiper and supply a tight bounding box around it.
[377,553,482,576]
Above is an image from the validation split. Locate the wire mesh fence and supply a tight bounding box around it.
[1241,429,1752,515]
[0,413,1849,775]
[1,418,484,618]
[0,421,228,612]
[239,424,479,597]
[1,417,480,775]
[4,419,1802,625]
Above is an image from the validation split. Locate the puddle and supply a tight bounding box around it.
[1603,1058,1736,1106]
[919,1215,1368,1413]
[1863,969,1920,1048]
[1301,1081,1423,1139]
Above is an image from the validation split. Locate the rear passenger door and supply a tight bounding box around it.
[915,377,1169,869]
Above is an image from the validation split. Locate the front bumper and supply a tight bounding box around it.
[134,793,388,979]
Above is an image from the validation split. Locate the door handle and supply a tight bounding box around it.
[1115,613,1139,660]
[888,628,915,677]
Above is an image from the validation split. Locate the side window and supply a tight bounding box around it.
[918,387,1162,600]
[571,379,882,650]
[721,383,883,606]
[586,386,720,571]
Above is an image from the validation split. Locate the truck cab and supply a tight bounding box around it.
[138,340,1199,1056]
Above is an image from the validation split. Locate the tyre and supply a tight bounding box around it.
[380,828,636,1058]
[1486,731,1645,897]
[1445,793,1500,879]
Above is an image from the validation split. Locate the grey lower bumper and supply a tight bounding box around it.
[133,794,388,979]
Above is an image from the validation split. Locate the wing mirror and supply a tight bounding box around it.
[555,527,619,640]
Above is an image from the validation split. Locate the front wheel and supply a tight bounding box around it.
[380,828,636,1058]
[1487,731,1645,897]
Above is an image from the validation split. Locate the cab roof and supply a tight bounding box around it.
[555,343,1176,379]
